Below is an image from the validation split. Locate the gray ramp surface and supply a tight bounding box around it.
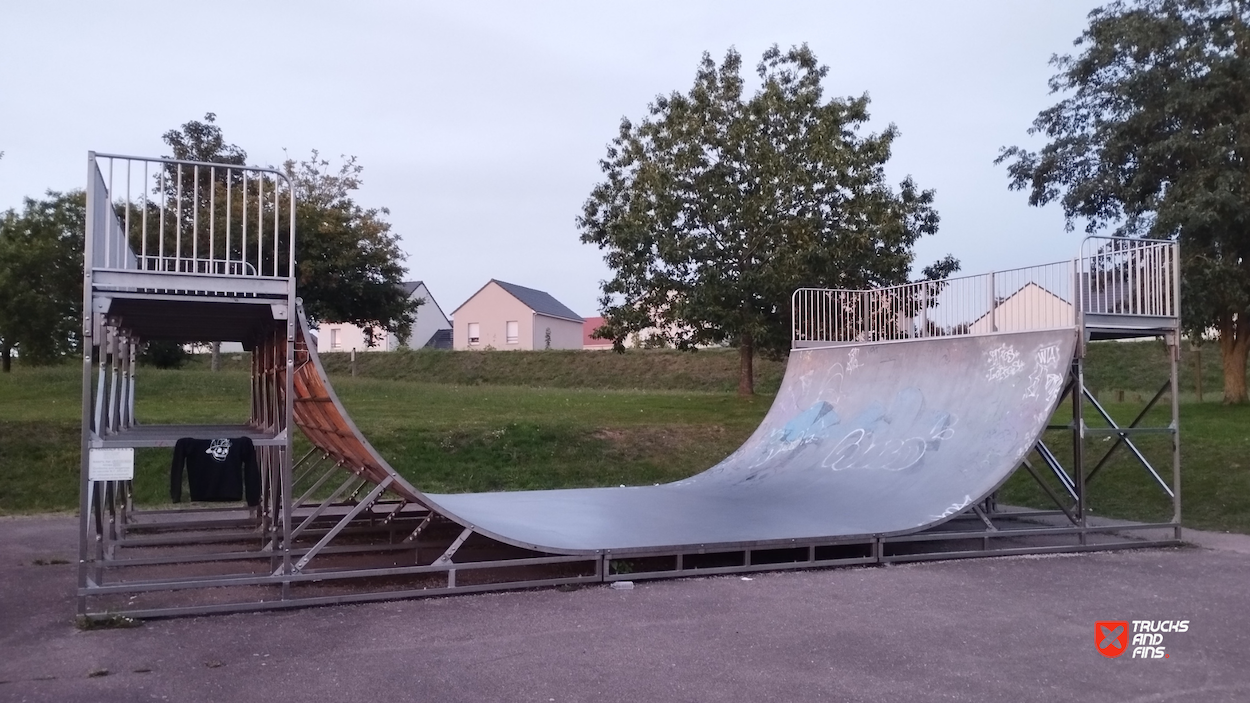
[429,329,1077,553]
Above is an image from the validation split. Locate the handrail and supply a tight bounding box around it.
[793,237,1177,345]
[86,152,296,281]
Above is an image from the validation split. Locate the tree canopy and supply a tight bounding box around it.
[579,45,954,395]
[997,0,1250,403]
[0,191,85,371]
[160,114,419,346]
[285,152,418,345]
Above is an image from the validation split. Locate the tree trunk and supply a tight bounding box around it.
[1,344,10,373]
[210,341,221,372]
[1193,347,1203,403]
[737,331,755,396]
[1218,312,1249,404]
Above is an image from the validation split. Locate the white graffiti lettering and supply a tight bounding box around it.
[986,344,1024,381]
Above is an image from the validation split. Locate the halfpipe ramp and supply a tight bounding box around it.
[293,305,1077,555]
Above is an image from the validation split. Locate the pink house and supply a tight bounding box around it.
[452,280,583,350]
[582,316,613,350]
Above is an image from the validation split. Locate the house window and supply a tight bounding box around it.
[329,328,341,349]
[467,322,480,345]
[506,321,519,345]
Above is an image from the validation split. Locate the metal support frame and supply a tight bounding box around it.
[1001,329,1181,550]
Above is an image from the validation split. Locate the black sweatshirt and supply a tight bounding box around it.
[170,437,260,506]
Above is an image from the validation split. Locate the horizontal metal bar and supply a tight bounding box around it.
[881,521,1178,544]
[83,553,597,596]
[93,270,291,293]
[101,542,418,569]
[1083,426,1175,436]
[84,573,602,621]
[604,555,878,582]
[882,539,1182,564]
[91,152,291,179]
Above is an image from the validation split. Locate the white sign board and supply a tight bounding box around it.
[89,448,134,481]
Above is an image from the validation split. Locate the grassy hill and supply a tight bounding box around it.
[2,338,1247,531]
[189,337,1241,399]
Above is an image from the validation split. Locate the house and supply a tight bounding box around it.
[452,280,583,350]
[969,282,1073,334]
[318,281,453,353]
[583,316,613,350]
[582,316,658,350]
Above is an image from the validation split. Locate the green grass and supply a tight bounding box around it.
[0,364,769,512]
[998,401,1250,533]
[1084,338,1241,402]
[185,346,788,394]
[1,341,1248,534]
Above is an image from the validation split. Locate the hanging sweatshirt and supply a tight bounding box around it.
[170,437,260,506]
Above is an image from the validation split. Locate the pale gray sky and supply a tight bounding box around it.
[1,1,1100,319]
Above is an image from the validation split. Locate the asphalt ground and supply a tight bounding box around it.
[2,515,1248,703]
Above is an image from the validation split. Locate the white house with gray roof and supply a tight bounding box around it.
[451,280,583,350]
[317,280,452,353]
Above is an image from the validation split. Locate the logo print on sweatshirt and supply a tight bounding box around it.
[206,438,232,462]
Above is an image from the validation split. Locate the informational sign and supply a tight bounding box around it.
[88,447,134,481]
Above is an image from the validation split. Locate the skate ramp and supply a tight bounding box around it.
[292,306,1075,555]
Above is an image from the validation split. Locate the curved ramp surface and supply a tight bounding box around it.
[292,306,1075,555]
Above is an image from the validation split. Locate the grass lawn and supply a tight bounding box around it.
[1,349,1247,534]
[0,365,771,513]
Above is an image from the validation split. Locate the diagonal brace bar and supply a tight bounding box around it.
[1035,441,1078,500]
[970,504,998,532]
[1020,458,1079,526]
[433,526,473,566]
[1083,383,1174,498]
[293,460,344,511]
[289,477,393,574]
[289,473,361,541]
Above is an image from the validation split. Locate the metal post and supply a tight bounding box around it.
[988,271,996,333]
[281,178,297,594]
[1169,331,1183,538]
[78,154,99,616]
[1171,241,1183,539]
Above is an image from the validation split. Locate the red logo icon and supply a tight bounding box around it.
[1096,621,1129,658]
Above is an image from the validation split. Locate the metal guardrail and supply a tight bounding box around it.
[88,152,295,280]
[1079,236,1177,318]
[793,237,1178,344]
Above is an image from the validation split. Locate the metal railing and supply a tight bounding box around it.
[87,152,295,280]
[1079,236,1178,318]
[793,237,1177,345]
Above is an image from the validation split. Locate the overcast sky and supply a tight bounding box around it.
[1,1,1102,319]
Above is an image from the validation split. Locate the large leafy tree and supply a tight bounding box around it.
[159,113,248,368]
[284,151,419,345]
[997,0,1250,403]
[579,45,953,395]
[0,191,86,371]
[161,115,418,346]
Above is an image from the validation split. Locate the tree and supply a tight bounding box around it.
[997,0,1250,403]
[159,116,420,347]
[284,152,419,345]
[163,112,247,167]
[0,191,86,371]
[579,45,953,395]
[162,113,247,371]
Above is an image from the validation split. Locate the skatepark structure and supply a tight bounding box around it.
[77,153,1183,618]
